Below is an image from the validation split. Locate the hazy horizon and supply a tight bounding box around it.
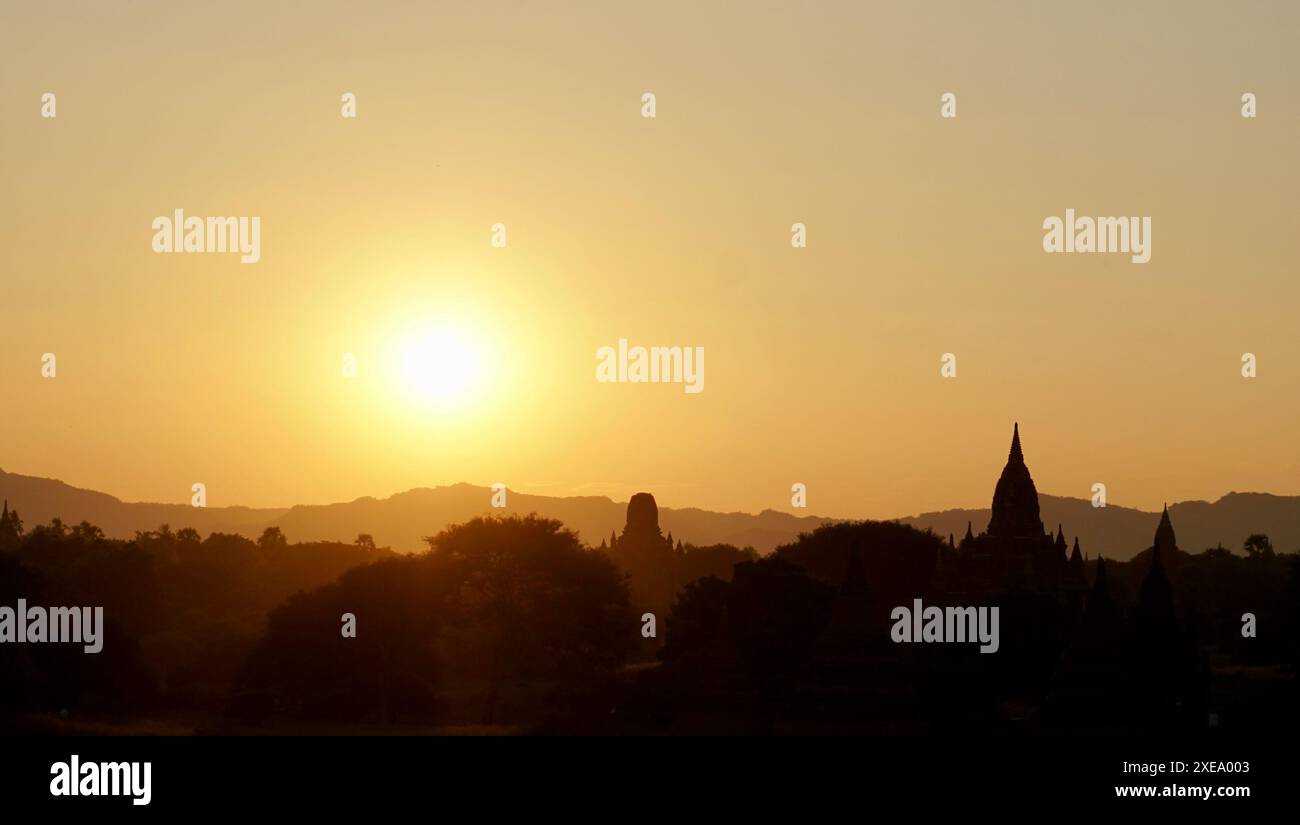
[2,455,1288,523]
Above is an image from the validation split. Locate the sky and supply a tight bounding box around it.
[2,1,1299,519]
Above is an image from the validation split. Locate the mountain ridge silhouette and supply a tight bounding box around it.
[2,467,1296,559]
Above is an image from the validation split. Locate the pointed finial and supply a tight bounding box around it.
[1009,422,1023,462]
[1154,502,1177,557]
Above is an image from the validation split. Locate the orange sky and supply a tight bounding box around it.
[2,1,1299,519]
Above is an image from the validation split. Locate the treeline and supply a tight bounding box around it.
[635,523,1300,733]
[0,511,710,731]
[4,510,1300,733]
[1,518,391,720]
[238,516,643,727]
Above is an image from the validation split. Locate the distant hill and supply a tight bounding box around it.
[0,467,285,538]
[0,470,829,553]
[3,467,1298,559]
[900,493,1300,561]
[268,484,833,553]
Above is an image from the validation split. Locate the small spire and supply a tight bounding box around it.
[1008,422,1023,463]
[963,521,974,542]
[1153,502,1177,558]
[1088,555,1114,617]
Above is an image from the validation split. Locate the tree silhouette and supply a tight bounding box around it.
[1243,533,1274,560]
[236,514,636,726]
[237,556,441,722]
[427,515,636,724]
[258,526,288,551]
[659,575,735,673]
[727,557,834,689]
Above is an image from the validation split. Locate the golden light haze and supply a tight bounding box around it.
[2,1,1299,520]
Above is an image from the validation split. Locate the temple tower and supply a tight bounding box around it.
[987,423,1046,539]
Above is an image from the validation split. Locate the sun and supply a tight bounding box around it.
[399,327,482,404]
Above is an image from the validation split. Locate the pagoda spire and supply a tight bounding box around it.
[1153,502,1177,559]
[1009,422,1023,463]
[987,422,1044,539]
[1069,536,1086,585]
[1086,556,1116,623]
[1137,537,1176,631]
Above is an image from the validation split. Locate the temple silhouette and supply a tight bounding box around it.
[600,492,754,619]
[605,424,1183,635]
[601,492,681,612]
[943,423,1175,609]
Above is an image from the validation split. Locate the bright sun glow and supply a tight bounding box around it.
[399,327,482,404]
